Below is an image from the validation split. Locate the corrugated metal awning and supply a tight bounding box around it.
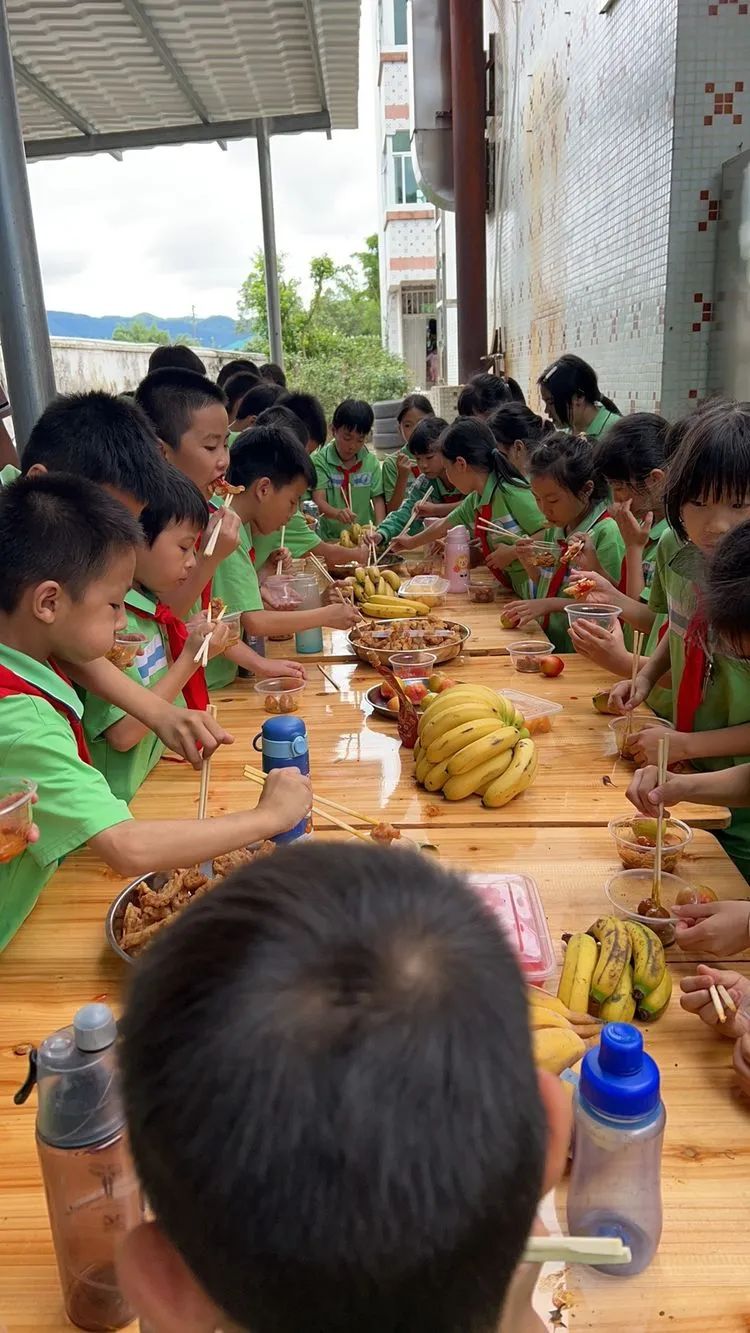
[6,0,361,159]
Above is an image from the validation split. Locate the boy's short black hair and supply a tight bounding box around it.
[255,404,309,449]
[408,416,449,455]
[283,391,328,448]
[135,369,227,450]
[147,345,207,376]
[139,466,209,547]
[227,423,316,491]
[707,520,750,657]
[120,843,545,1333]
[22,391,166,507]
[224,370,265,416]
[0,473,141,613]
[664,400,750,541]
[235,382,284,421]
[217,358,259,390]
[260,361,288,387]
[332,398,374,436]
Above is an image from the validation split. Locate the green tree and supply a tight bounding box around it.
[290,336,408,421]
[236,251,307,356]
[112,319,194,345]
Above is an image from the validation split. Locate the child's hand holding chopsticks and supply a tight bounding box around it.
[680,966,749,1038]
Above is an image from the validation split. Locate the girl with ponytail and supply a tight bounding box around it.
[538,354,620,437]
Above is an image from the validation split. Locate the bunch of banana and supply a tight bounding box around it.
[360,597,430,619]
[342,567,403,604]
[557,917,671,1023]
[338,523,370,547]
[413,684,538,807]
[528,989,601,1075]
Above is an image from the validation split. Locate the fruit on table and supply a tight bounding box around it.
[386,697,400,714]
[414,684,540,807]
[428,671,455,693]
[592,689,619,715]
[599,964,636,1023]
[587,916,632,1005]
[615,819,685,872]
[500,611,519,629]
[403,680,428,704]
[539,655,564,677]
[636,964,673,1020]
[380,681,396,701]
[419,691,438,710]
[637,897,671,922]
[348,566,403,602]
[624,921,666,1001]
[675,884,718,905]
[426,718,516,765]
[533,1026,586,1076]
[360,598,430,619]
[558,916,670,1024]
[482,737,538,808]
[557,932,598,1014]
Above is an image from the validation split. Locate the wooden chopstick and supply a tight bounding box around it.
[718,983,737,1013]
[381,484,434,559]
[653,734,669,906]
[276,524,286,577]
[307,551,335,585]
[204,492,234,557]
[316,664,340,691]
[709,984,726,1024]
[197,703,217,819]
[522,1236,632,1267]
[244,765,380,829]
[622,630,644,748]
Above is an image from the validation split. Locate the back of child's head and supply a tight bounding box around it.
[442,416,528,487]
[408,415,449,455]
[235,382,285,422]
[594,413,670,486]
[22,391,166,507]
[227,422,316,492]
[706,520,750,656]
[467,373,512,416]
[147,344,206,376]
[135,368,227,450]
[505,375,526,404]
[260,361,288,387]
[487,402,545,450]
[664,400,750,541]
[457,383,479,416]
[397,392,434,423]
[119,842,545,1333]
[255,404,308,449]
[529,430,609,502]
[538,354,620,425]
[332,398,374,437]
[139,466,209,547]
[217,358,260,390]
[0,473,141,614]
[283,391,328,448]
[224,370,265,417]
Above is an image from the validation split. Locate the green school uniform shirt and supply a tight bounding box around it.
[649,536,750,880]
[0,645,132,951]
[376,474,461,545]
[535,502,626,653]
[205,500,264,690]
[381,447,420,504]
[621,518,671,717]
[252,510,321,572]
[83,588,186,802]
[451,475,546,598]
[314,441,384,541]
[585,405,620,439]
[0,463,20,487]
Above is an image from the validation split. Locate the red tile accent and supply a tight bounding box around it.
[700,190,710,200]
[694,292,704,301]
[740,6,748,14]
[704,115,713,125]
[705,82,715,92]
[689,390,698,399]
[734,114,743,124]
[699,221,708,231]
[692,323,702,332]
[736,82,745,92]
[708,4,718,11]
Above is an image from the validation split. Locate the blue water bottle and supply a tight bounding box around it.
[253,715,312,844]
[566,1023,665,1276]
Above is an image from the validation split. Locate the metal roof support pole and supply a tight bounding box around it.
[0,0,55,451]
[256,120,284,369]
[449,0,487,382]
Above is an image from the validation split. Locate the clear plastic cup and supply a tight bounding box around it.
[528,541,559,570]
[565,603,622,631]
[254,677,306,714]
[0,779,37,863]
[604,866,692,945]
[105,633,146,670]
[388,651,437,678]
[608,715,674,760]
[508,640,554,673]
[608,815,692,873]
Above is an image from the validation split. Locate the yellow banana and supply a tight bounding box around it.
[636,965,672,1021]
[425,717,505,765]
[420,703,498,754]
[423,758,452,792]
[363,574,375,598]
[360,601,419,619]
[532,1027,586,1076]
[339,530,352,548]
[527,988,571,1017]
[420,683,506,724]
[527,1007,574,1032]
[382,569,401,591]
[354,567,367,585]
[375,576,388,597]
[442,748,514,801]
[588,917,632,1005]
[599,964,636,1023]
[446,726,520,775]
[624,921,666,1000]
[481,738,537,808]
[415,751,432,786]
[557,932,598,1014]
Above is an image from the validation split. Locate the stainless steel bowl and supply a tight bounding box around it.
[104,872,157,965]
[347,619,471,666]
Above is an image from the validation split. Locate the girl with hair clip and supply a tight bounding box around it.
[382,394,435,513]
[486,402,548,478]
[391,417,545,596]
[611,400,750,894]
[503,433,625,652]
[538,354,620,438]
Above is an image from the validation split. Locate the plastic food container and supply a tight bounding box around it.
[528,541,559,571]
[254,677,306,714]
[263,575,301,641]
[565,603,622,632]
[503,689,564,734]
[608,816,692,873]
[466,872,555,982]
[398,575,449,608]
[388,650,437,678]
[467,572,497,604]
[508,639,554,673]
[0,779,37,864]
[608,715,673,760]
[220,609,242,647]
[105,633,146,670]
[604,867,692,945]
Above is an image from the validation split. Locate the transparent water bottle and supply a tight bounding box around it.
[291,573,324,653]
[566,1022,665,1276]
[16,1003,144,1330]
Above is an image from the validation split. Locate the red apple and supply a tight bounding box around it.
[380,681,396,701]
[404,680,428,704]
[539,655,564,678]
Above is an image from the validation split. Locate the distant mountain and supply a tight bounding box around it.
[47,310,243,350]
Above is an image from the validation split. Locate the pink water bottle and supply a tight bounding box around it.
[444,524,470,593]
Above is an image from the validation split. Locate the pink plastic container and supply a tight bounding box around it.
[466,871,555,983]
[444,524,470,593]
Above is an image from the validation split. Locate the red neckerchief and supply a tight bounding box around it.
[542,510,612,629]
[676,611,709,733]
[0,661,92,763]
[136,604,209,712]
[476,495,512,590]
[617,554,628,594]
[336,458,363,499]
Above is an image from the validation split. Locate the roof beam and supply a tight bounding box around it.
[24,110,331,161]
[13,57,122,161]
[117,0,226,149]
[301,0,330,139]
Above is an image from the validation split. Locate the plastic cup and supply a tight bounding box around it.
[0,779,37,863]
[388,651,437,678]
[528,541,559,570]
[608,715,674,760]
[565,603,622,632]
[106,633,146,671]
[467,572,497,604]
[254,677,306,714]
[608,815,692,874]
[604,867,693,945]
[508,640,554,673]
[220,610,242,647]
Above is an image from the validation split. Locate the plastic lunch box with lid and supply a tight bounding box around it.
[466,872,555,983]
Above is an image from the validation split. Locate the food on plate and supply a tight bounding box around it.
[211,477,245,498]
[386,697,400,714]
[105,633,146,670]
[428,670,455,693]
[351,617,465,662]
[117,843,276,956]
[557,916,670,1022]
[370,822,401,844]
[539,655,565,677]
[263,691,299,714]
[530,548,557,570]
[563,577,596,600]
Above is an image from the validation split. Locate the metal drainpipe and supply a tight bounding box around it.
[256,120,285,370]
[448,0,488,383]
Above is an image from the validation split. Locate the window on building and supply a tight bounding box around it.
[388,130,424,205]
[393,0,408,45]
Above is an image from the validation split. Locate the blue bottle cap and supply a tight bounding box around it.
[580,1022,660,1119]
[260,715,308,758]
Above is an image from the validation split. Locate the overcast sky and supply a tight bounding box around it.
[25,0,379,321]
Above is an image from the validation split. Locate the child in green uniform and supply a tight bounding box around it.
[538,355,621,438]
[505,433,625,651]
[83,472,230,802]
[382,394,434,512]
[393,419,546,597]
[611,401,750,884]
[371,417,460,549]
[0,475,311,952]
[312,399,385,540]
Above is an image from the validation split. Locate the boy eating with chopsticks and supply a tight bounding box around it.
[0,473,312,953]
[83,470,232,802]
[117,842,572,1333]
[312,398,385,541]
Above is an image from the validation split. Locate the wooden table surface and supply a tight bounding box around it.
[1,828,749,1332]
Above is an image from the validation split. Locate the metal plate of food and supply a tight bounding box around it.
[347,617,471,665]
